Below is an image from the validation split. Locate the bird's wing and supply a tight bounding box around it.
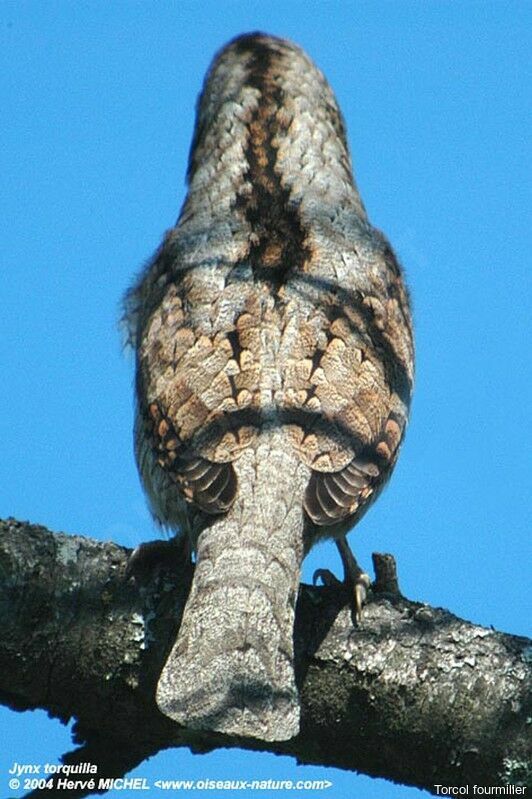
[280,232,414,527]
[124,229,267,517]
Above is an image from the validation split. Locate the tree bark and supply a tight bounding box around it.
[0,518,530,798]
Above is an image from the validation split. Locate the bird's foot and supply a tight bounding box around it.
[313,537,371,623]
[125,536,191,581]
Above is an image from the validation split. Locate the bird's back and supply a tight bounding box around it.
[124,32,414,740]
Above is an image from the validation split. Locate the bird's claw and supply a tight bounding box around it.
[313,561,371,623]
[353,571,371,623]
[125,537,190,580]
[314,537,373,623]
[313,568,343,588]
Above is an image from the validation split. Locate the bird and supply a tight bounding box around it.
[123,32,414,743]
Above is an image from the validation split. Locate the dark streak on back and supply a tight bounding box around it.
[233,36,311,292]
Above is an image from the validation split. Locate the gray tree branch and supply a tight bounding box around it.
[0,518,530,798]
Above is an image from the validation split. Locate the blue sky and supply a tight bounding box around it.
[1,2,530,797]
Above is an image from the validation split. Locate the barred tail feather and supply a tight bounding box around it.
[156,429,308,741]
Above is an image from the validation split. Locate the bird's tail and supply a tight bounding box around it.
[155,428,309,741]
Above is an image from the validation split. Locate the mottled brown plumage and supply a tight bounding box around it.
[124,32,414,741]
